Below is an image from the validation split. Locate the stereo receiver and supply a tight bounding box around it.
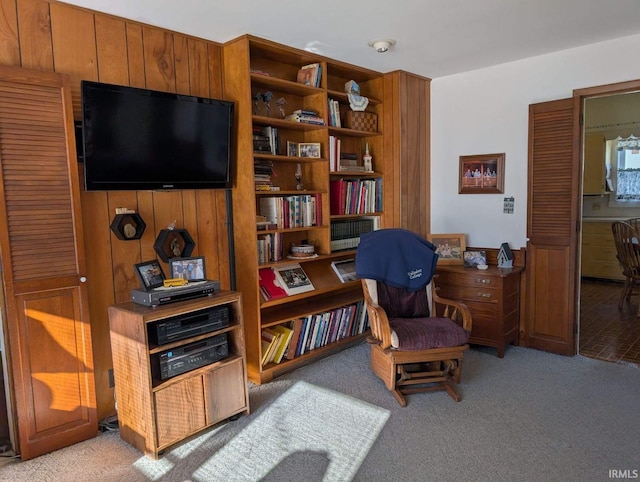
[152,333,228,381]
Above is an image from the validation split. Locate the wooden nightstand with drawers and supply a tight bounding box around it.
[434,265,524,357]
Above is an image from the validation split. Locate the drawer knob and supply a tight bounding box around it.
[475,278,491,284]
[478,292,492,298]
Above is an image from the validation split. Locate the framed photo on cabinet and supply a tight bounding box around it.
[459,153,505,194]
[427,233,466,265]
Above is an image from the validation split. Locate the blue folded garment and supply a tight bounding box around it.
[355,228,439,291]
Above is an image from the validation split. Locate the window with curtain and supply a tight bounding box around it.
[612,135,640,202]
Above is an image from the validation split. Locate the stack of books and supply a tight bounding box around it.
[254,159,277,191]
[284,109,325,125]
[253,126,278,154]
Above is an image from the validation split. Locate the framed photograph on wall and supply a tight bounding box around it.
[427,233,466,265]
[459,153,505,194]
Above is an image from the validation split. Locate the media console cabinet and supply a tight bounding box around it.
[108,291,249,458]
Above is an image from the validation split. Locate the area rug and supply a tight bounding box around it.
[188,380,390,481]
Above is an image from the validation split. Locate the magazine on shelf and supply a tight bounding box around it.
[272,263,315,296]
[258,267,288,300]
[330,258,357,283]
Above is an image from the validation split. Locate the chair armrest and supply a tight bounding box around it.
[432,290,473,332]
[361,279,394,349]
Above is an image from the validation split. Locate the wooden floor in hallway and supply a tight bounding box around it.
[580,278,640,367]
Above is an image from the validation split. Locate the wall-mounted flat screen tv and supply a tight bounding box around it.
[81,80,234,191]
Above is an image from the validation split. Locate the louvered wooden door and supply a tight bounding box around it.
[525,98,578,355]
[0,66,97,459]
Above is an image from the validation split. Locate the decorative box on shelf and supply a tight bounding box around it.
[345,111,378,132]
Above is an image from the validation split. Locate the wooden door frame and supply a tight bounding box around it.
[574,78,640,341]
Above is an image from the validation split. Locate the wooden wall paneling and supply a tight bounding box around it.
[49,2,97,119]
[150,191,186,272]
[401,72,430,239]
[382,71,431,237]
[207,44,228,287]
[196,190,221,283]
[383,71,399,228]
[142,26,175,92]
[16,0,53,70]
[125,22,145,88]
[0,0,19,66]
[173,33,189,95]
[107,191,142,302]
[207,43,223,98]
[216,190,231,288]
[181,189,200,252]
[94,14,128,85]
[188,38,209,97]
[136,191,157,262]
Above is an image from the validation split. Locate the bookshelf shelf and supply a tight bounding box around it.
[328,126,383,137]
[326,89,382,105]
[224,34,386,384]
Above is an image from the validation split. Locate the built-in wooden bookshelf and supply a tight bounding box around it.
[223,35,387,383]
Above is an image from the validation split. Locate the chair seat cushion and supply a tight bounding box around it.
[390,317,469,350]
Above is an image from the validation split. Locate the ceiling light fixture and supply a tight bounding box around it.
[368,39,396,53]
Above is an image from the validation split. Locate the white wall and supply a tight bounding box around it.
[431,33,640,249]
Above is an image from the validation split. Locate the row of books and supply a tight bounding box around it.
[329,178,383,215]
[257,232,283,265]
[253,126,278,154]
[259,263,315,300]
[330,217,380,251]
[262,301,369,366]
[258,194,322,229]
[328,98,342,128]
[296,63,322,88]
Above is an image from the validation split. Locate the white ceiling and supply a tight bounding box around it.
[60,0,640,79]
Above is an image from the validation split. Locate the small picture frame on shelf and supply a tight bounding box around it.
[169,256,206,282]
[287,141,299,157]
[463,250,487,267]
[298,142,321,158]
[427,233,466,265]
[134,259,166,291]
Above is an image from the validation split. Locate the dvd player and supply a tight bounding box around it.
[131,280,220,307]
[149,305,230,346]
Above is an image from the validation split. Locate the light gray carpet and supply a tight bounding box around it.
[0,343,638,482]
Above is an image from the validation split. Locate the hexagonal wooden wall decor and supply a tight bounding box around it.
[110,213,146,240]
[153,228,195,262]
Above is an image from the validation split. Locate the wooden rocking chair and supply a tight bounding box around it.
[356,229,472,406]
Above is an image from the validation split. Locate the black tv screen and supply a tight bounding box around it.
[81,80,234,191]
